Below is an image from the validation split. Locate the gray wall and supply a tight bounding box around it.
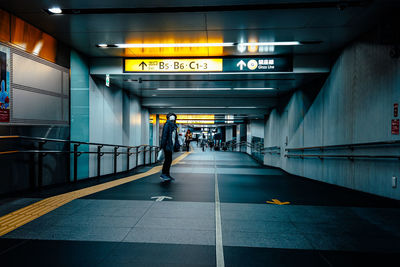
[264,41,400,200]
[88,76,150,178]
[249,120,264,139]
[225,126,233,142]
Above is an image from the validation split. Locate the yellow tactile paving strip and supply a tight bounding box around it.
[0,152,189,236]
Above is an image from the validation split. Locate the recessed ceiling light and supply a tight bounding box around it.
[98,44,108,47]
[48,7,62,14]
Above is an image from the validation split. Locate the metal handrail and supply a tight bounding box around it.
[263,146,280,151]
[0,135,149,149]
[285,154,400,160]
[0,135,161,189]
[285,140,400,152]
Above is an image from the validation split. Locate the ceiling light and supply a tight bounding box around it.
[48,7,62,14]
[233,88,276,90]
[169,106,258,109]
[97,41,302,48]
[157,88,231,91]
[115,43,235,48]
[98,44,108,47]
[241,41,301,46]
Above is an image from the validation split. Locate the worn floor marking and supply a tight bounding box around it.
[214,155,225,267]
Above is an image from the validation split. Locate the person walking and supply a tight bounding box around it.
[201,134,207,152]
[185,129,192,152]
[160,113,179,182]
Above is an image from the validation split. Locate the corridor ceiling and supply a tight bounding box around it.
[2,0,397,118]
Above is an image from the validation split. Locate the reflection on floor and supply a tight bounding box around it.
[0,146,399,266]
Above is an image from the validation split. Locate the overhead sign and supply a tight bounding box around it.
[223,57,292,72]
[152,114,215,124]
[125,59,222,72]
[124,57,292,73]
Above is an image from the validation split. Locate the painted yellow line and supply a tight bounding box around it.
[0,151,190,236]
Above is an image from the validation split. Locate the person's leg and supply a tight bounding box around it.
[162,150,173,176]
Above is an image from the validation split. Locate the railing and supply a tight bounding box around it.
[263,146,281,155]
[284,140,400,160]
[285,140,400,152]
[0,136,161,189]
[223,140,265,163]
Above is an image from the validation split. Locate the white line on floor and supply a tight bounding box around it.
[214,155,225,267]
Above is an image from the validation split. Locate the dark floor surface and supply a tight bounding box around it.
[1,149,399,266]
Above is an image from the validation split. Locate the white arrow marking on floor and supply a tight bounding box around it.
[151,196,173,202]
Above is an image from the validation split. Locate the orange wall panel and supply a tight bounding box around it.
[10,15,57,63]
[0,9,10,42]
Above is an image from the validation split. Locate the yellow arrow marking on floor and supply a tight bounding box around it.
[266,199,290,205]
[0,151,190,236]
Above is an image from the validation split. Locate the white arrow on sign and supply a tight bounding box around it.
[236,60,246,70]
[151,196,173,202]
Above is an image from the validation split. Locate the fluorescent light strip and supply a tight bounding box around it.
[157,88,231,91]
[122,72,291,76]
[116,43,235,48]
[169,106,258,109]
[233,88,276,90]
[241,41,300,46]
[98,41,302,48]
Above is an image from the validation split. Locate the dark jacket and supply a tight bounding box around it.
[161,120,179,152]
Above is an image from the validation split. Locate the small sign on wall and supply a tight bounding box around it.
[394,103,398,117]
[392,119,399,135]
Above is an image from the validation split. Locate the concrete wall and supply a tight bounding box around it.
[87,76,150,178]
[264,41,400,200]
[70,50,90,180]
[249,120,264,139]
[225,126,233,142]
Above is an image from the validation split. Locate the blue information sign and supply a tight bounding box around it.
[223,57,292,72]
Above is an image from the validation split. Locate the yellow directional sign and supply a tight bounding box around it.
[125,58,223,72]
[266,199,290,205]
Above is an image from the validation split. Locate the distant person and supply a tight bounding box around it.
[201,134,207,152]
[185,129,192,151]
[160,113,179,182]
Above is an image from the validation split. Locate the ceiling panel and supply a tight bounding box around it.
[0,0,389,117]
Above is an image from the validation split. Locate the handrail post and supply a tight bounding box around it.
[135,147,139,167]
[38,141,45,188]
[114,146,119,174]
[143,146,145,166]
[127,147,131,170]
[149,147,152,165]
[73,143,79,182]
[97,145,102,177]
